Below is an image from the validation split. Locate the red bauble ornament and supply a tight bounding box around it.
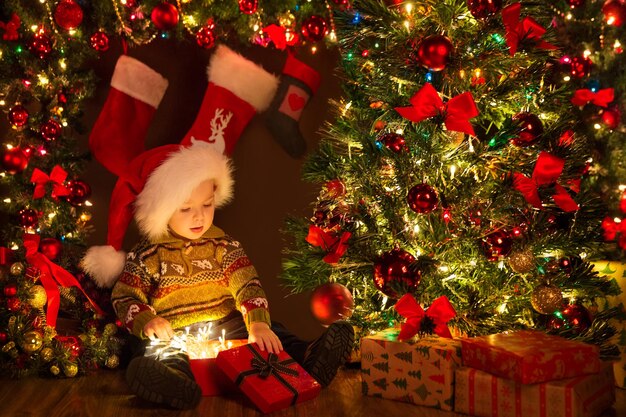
[6,297,21,312]
[549,303,592,332]
[407,183,439,214]
[40,238,62,261]
[0,332,7,343]
[569,56,592,78]
[310,282,354,326]
[151,2,179,30]
[2,147,29,174]
[54,0,84,30]
[55,335,83,359]
[40,119,62,142]
[332,0,350,5]
[566,0,585,7]
[467,0,502,19]
[481,230,513,261]
[600,108,620,129]
[511,112,543,146]
[8,105,29,127]
[64,180,91,206]
[18,208,39,228]
[3,284,17,297]
[90,31,110,52]
[124,0,138,7]
[238,0,258,14]
[603,0,626,26]
[196,24,216,49]
[325,179,347,199]
[417,35,453,71]
[29,32,53,59]
[301,15,328,42]
[378,132,407,153]
[373,248,421,298]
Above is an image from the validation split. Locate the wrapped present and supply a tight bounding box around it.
[188,339,248,396]
[216,343,321,413]
[461,330,601,384]
[360,328,462,411]
[454,363,615,417]
[593,260,626,388]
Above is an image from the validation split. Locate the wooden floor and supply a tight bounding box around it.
[0,367,624,417]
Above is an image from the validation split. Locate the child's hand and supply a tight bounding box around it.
[248,322,283,354]
[143,317,174,341]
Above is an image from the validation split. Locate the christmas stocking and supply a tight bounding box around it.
[180,45,279,155]
[264,53,321,158]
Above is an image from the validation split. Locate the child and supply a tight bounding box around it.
[81,50,353,410]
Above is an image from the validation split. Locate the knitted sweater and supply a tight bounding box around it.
[111,225,271,338]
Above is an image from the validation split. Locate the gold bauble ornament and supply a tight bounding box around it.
[40,347,54,362]
[63,362,78,377]
[28,285,47,309]
[531,283,563,315]
[2,341,16,353]
[19,330,43,353]
[103,323,117,336]
[105,354,120,369]
[508,250,535,274]
[50,365,60,375]
[10,262,24,275]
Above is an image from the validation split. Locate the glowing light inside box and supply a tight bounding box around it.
[151,324,237,360]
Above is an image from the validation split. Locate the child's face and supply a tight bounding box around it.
[168,179,216,240]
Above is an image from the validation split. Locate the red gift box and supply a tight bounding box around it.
[189,339,248,396]
[216,343,321,413]
[461,330,601,384]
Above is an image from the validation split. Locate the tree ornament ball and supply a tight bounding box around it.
[29,33,53,59]
[373,248,421,298]
[511,112,544,146]
[508,250,535,273]
[6,297,21,312]
[0,332,7,343]
[566,0,585,7]
[601,108,620,129]
[417,35,453,71]
[28,285,48,309]
[40,238,62,261]
[9,105,29,127]
[10,262,25,276]
[40,347,54,362]
[196,25,216,49]
[18,209,39,228]
[407,183,439,214]
[40,119,62,142]
[151,2,179,30]
[89,31,110,52]
[2,147,29,174]
[378,132,407,153]
[569,56,592,78]
[63,362,79,378]
[603,0,626,26]
[54,0,84,30]
[50,365,61,376]
[106,354,120,369]
[481,230,513,261]
[19,330,44,353]
[325,179,347,199]
[549,304,592,332]
[65,180,91,206]
[3,284,17,297]
[310,282,354,326]
[530,284,562,314]
[301,15,328,42]
[467,0,503,19]
[238,0,258,14]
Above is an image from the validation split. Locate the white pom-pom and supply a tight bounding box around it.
[81,245,126,288]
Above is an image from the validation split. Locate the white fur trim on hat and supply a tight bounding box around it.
[134,141,234,241]
[111,55,169,108]
[209,45,278,112]
[81,245,127,288]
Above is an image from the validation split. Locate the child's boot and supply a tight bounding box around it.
[302,320,354,387]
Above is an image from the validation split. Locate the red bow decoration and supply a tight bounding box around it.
[602,217,626,249]
[305,225,351,264]
[571,88,614,108]
[0,13,20,41]
[502,3,557,56]
[30,165,70,199]
[513,152,579,212]
[263,24,287,50]
[395,83,479,136]
[23,233,104,328]
[394,294,456,340]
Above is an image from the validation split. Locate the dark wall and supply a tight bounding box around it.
[82,39,342,341]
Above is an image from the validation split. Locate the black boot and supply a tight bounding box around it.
[126,355,201,409]
[302,321,354,387]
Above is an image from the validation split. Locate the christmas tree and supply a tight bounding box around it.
[282,0,621,355]
[0,0,337,378]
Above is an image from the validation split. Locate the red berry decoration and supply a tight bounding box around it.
[569,56,592,78]
[416,35,453,71]
[481,229,513,261]
[301,15,328,42]
[600,108,620,129]
[40,119,62,142]
[511,112,543,147]
[196,23,216,49]
[238,0,258,14]
[603,0,626,26]
[89,31,110,52]
[378,132,407,153]
[18,209,39,228]
[373,248,421,298]
[407,183,439,214]
[310,282,354,326]
[8,105,29,127]
[40,238,62,261]
[54,0,84,30]
[151,2,179,30]
[29,32,53,59]
[64,180,91,206]
[2,147,29,174]
[467,0,502,19]
[124,0,138,7]
[325,179,347,199]
[3,284,17,297]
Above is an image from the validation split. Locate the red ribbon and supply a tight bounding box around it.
[394,294,456,340]
[305,225,351,264]
[30,165,70,199]
[570,88,614,108]
[602,217,626,249]
[0,13,20,41]
[513,152,579,212]
[23,233,104,328]
[395,83,479,136]
[502,3,557,56]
